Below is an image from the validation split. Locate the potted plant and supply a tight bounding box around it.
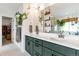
[57,19,65,38]
[15,12,27,25]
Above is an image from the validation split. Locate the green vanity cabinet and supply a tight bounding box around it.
[25,36,43,56]
[33,38,43,56]
[34,43,43,55]
[42,46,64,56]
[76,50,79,56]
[43,41,75,56]
[25,35,79,56]
[25,36,34,56]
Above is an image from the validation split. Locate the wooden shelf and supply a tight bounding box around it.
[63,17,78,22]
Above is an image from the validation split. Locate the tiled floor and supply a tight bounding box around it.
[0,44,30,56]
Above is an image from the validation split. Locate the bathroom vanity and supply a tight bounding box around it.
[25,33,79,56]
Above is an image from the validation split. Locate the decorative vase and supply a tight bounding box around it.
[58,26,64,38]
[35,25,39,34]
[29,25,33,33]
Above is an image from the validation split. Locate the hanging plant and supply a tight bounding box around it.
[15,12,27,25]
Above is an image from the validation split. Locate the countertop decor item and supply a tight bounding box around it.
[57,19,65,38]
[15,11,27,25]
[29,25,33,33]
[35,25,39,34]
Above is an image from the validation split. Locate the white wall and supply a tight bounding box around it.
[2,18,11,25]
[22,4,50,52]
[0,17,2,46]
[13,4,23,48]
[21,4,40,51]
[0,3,23,47]
[21,3,53,52]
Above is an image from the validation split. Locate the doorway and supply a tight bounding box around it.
[2,16,12,45]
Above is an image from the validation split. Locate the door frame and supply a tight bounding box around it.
[2,16,13,46]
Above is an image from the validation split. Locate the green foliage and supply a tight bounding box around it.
[15,12,27,20]
[57,19,65,27]
[15,11,27,25]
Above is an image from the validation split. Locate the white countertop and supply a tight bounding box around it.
[25,32,79,50]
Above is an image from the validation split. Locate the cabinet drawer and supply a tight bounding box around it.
[25,36,34,55]
[34,42,43,55]
[33,38,43,45]
[43,41,75,56]
[43,47,63,56]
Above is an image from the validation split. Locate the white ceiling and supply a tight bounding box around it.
[0,3,23,16]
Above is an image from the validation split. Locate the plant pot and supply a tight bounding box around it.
[35,25,39,34]
[58,26,64,38]
[29,25,33,33]
[58,31,64,38]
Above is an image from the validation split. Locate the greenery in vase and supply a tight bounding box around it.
[57,19,65,33]
[57,19,65,27]
[15,12,27,25]
[57,19,65,38]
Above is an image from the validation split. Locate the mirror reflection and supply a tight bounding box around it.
[41,4,79,36]
[44,17,79,35]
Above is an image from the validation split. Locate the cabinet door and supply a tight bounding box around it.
[26,38,31,53]
[25,36,34,55]
[34,42,43,55]
[43,47,52,56]
[43,47,63,56]
[29,41,34,56]
[76,50,79,56]
[43,40,75,56]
